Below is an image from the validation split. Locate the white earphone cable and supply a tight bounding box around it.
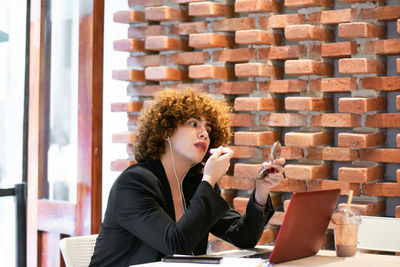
[167,137,186,213]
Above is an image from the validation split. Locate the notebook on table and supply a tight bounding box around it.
[211,189,341,264]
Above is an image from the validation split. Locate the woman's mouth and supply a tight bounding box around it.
[194,142,207,152]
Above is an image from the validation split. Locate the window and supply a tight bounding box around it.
[0,0,28,266]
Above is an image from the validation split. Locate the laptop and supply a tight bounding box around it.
[211,189,340,264]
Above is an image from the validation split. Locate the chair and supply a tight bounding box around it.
[357,216,400,253]
[60,234,98,267]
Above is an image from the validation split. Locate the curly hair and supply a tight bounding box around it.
[134,88,232,162]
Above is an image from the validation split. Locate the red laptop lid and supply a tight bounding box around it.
[268,189,340,264]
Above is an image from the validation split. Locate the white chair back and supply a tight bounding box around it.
[60,234,98,267]
[358,216,400,253]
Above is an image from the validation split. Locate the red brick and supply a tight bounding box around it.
[397,169,400,183]
[128,0,161,7]
[317,9,355,24]
[321,42,357,58]
[234,0,281,13]
[211,81,256,95]
[260,113,307,127]
[113,10,145,24]
[188,2,233,17]
[398,134,400,148]
[264,146,303,161]
[309,180,360,196]
[285,97,333,111]
[338,97,387,113]
[257,229,278,245]
[285,25,333,41]
[229,114,255,127]
[338,132,385,148]
[128,55,166,68]
[234,131,279,146]
[311,114,361,127]
[284,164,332,180]
[338,166,385,183]
[397,205,400,218]
[189,33,233,48]
[189,65,233,80]
[218,175,255,191]
[360,149,400,163]
[112,132,135,144]
[112,69,145,82]
[229,146,257,159]
[168,83,209,92]
[113,39,145,52]
[234,97,283,111]
[210,17,255,32]
[362,77,400,91]
[235,63,283,78]
[260,45,305,60]
[340,0,384,3]
[338,201,385,216]
[128,25,165,39]
[235,30,281,45]
[307,147,358,161]
[145,36,188,51]
[259,14,305,29]
[397,96,400,111]
[232,196,249,215]
[145,66,188,81]
[360,5,400,21]
[365,39,400,55]
[398,19,400,34]
[270,178,307,192]
[213,48,255,62]
[178,21,208,35]
[168,51,209,65]
[127,84,162,97]
[363,183,400,197]
[310,77,357,92]
[285,60,333,76]
[285,0,333,8]
[398,58,400,73]
[285,131,333,146]
[111,160,136,172]
[145,6,187,21]
[259,79,307,93]
[111,102,143,112]
[365,114,400,128]
[234,163,261,179]
[338,58,386,74]
[339,22,386,39]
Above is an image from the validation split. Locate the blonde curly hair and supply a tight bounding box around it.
[134,88,232,162]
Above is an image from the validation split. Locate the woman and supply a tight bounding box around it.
[89,88,285,266]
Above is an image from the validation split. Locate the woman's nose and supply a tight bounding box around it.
[199,128,208,139]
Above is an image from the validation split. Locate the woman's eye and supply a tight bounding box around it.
[189,120,197,127]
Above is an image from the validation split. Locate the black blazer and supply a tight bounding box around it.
[89,159,274,267]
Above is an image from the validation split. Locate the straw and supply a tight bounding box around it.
[346,190,353,216]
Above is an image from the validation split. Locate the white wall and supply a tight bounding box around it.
[102,0,131,217]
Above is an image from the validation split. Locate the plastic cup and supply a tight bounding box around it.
[331,207,361,257]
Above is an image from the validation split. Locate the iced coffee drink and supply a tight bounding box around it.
[331,208,360,257]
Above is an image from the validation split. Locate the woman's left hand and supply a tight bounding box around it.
[254,158,285,206]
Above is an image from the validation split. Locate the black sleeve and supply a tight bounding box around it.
[112,169,230,255]
[210,188,275,248]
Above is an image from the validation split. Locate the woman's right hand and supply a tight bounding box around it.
[202,146,234,187]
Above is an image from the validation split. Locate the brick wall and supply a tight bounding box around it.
[111,0,400,252]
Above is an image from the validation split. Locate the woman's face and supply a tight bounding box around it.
[167,117,212,166]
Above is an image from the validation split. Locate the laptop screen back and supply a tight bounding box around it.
[268,189,340,264]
